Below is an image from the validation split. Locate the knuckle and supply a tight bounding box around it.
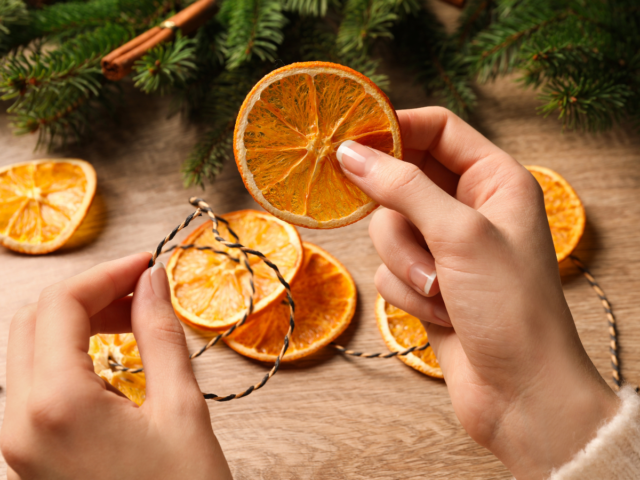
[1,432,32,472]
[37,283,67,308]
[149,317,187,349]
[11,304,36,330]
[385,163,423,195]
[458,213,494,244]
[27,392,74,432]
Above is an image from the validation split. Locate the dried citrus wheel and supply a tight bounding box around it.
[167,210,303,331]
[89,334,146,406]
[526,165,585,263]
[224,242,356,362]
[0,159,96,254]
[234,61,403,229]
[375,294,443,378]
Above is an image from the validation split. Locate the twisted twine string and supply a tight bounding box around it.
[334,256,631,393]
[331,342,431,358]
[108,199,631,399]
[568,255,633,391]
[110,197,295,402]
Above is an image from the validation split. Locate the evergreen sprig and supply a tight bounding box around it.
[223,0,287,69]
[133,32,197,94]
[1,23,132,147]
[0,0,29,54]
[337,0,397,54]
[3,0,640,186]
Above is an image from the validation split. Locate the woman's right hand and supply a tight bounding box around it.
[336,107,620,479]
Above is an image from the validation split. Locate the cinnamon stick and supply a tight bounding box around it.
[101,0,217,81]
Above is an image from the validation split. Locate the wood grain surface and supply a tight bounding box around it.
[1,3,640,478]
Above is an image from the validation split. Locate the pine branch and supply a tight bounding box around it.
[469,3,571,82]
[394,5,475,116]
[223,0,287,69]
[337,0,397,54]
[454,0,494,46]
[1,23,131,105]
[182,120,234,188]
[1,24,131,147]
[283,0,332,17]
[0,0,30,54]
[25,0,175,42]
[538,78,632,132]
[182,65,264,186]
[296,18,389,88]
[133,32,197,94]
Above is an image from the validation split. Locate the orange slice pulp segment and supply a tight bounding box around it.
[167,210,303,331]
[0,159,96,254]
[224,242,356,362]
[234,61,403,229]
[526,165,585,263]
[89,333,146,406]
[375,295,443,378]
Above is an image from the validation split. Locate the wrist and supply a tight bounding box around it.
[490,363,620,479]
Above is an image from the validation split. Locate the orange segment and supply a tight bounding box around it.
[526,165,585,263]
[167,210,303,331]
[89,334,146,406]
[375,295,443,378]
[224,242,356,362]
[235,61,403,229]
[0,159,96,254]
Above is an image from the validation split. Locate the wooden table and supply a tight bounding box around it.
[2,10,640,480]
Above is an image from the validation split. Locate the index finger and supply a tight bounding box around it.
[33,252,151,380]
[397,107,510,176]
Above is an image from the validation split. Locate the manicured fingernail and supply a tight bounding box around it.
[409,263,437,296]
[336,140,376,176]
[150,262,171,301]
[433,304,451,325]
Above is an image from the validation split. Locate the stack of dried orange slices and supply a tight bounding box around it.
[165,209,357,362]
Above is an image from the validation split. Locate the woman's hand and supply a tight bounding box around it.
[1,253,232,480]
[336,107,619,479]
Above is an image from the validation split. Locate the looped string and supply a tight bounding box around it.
[569,255,636,392]
[331,342,430,358]
[108,199,632,400]
[110,197,295,402]
[334,255,633,393]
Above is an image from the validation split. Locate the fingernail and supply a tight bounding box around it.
[409,263,437,296]
[433,304,451,325]
[150,262,171,301]
[336,140,376,176]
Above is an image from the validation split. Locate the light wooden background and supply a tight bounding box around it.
[2,3,640,478]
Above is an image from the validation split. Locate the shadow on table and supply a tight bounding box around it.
[57,190,108,253]
[560,215,600,286]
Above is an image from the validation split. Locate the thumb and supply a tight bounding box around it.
[336,140,482,249]
[131,263,201,406]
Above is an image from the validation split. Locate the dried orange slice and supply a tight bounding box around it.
[167,210,303,331]
[526,165,585,263]
[234,61,403,229]
[224,242,356,361]
[89,334,146,406]
[376,294,443,378]
[0,159,96,254]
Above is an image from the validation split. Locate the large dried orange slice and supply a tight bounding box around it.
[0,159,96,254]
[526,165,585,263]
[224,242,356,362]
[376,294,443,378]
[89,334,146,406]
[167,210,303,331]
[234,61,403,229]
